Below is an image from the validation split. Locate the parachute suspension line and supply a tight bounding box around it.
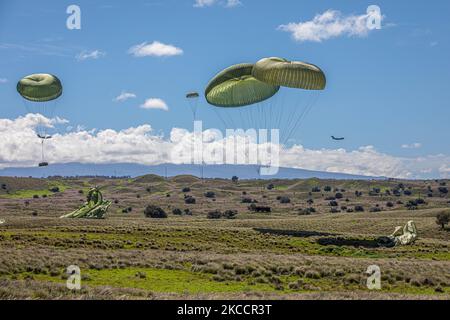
[282,92,319,146]
[41,139,45,162]
[274,89,287,132]
[213,108,228,131]
[281,90,307,143]
[282,96,306,145]
[271,91,281,129]
[190,101,198,122]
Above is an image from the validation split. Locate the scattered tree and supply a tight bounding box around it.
[436,211,450,230]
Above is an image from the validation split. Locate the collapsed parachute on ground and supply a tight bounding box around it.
[60,187,111,219]
[17,74,63,167]
[377,221,418,247]
[205,63,280,108]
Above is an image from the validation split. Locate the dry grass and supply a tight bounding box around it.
[0,175,449,300]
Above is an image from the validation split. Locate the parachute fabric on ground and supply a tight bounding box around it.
[377,221,418,247]
[60,187,111,219]
[391,221,418,246]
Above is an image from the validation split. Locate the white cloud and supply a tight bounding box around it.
[224,0,242,8]
[440,165,450,176]
[128,41,183,57]
[278,9,383,42]
[0,115,449,179]
[114,91,137,102]
[140,98,169,111]
[401,143,422,149]
[0,78,8,84]
[194,0,241,8]
[76,50,106,61]
[194,0,215,7]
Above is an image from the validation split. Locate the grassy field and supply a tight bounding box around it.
[0,175,449,300]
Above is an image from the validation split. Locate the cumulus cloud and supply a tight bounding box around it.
[76,50,106,61]
[128,41,183,57]
[1,115,449,179]
[113,91,137,102]
[401,142,422,149]
[278,9,383,42]
[0,78,7,84]
[194,0,241,8]
[140,98,169,111]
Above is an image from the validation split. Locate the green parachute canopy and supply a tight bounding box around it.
[186,92,200,99]
[205,63,280,108]
[17,74,63,102]
[252,57,326,90]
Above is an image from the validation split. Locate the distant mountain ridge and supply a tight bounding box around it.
[0,163,385,180]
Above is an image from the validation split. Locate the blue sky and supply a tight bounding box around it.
[0,0,449,178]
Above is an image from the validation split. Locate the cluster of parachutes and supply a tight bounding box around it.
[205,57,326,108]
[188,57,327,145]
[15,57,326,167]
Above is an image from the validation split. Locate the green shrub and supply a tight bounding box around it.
[172,208,183,216]
[207,210,222,219]
[49,186,60,193]
[144,205,167,218]
[223,210,238,219]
